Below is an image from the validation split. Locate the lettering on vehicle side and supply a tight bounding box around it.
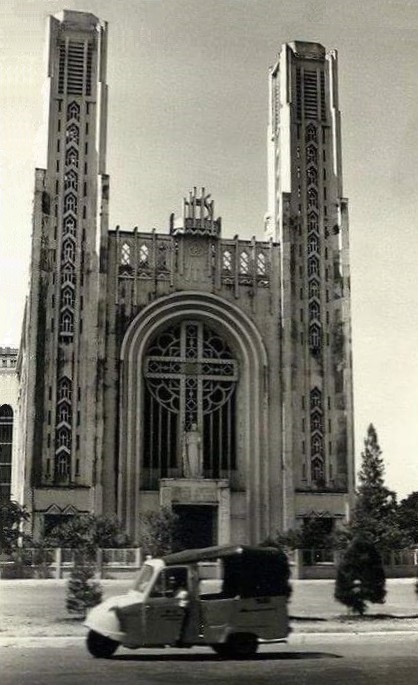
[160,610,183,619]
[238,607,275,613]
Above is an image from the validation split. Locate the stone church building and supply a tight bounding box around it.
[18,11,355,547]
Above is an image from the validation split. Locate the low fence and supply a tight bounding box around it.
[290,548,418,579]
[2,546,418,580]
[0,547,142,580]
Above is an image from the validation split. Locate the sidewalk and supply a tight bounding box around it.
[1,577,417,638]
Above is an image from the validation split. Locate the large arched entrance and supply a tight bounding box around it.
[119,292,269,546]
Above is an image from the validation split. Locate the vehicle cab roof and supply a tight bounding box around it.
[163,544,283,566]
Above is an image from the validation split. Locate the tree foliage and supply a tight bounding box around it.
[267,517,337,552]
[138,507,181,557]
[45,514,132,558]
[348,424,410,553]
[398,492,418,544]
[0,500,30,554]
[334,535,386,615]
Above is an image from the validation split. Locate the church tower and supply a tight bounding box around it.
[266,42,355,530]
[21,11,109,534]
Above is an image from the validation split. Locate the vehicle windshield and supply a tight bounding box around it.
[132,563,154,592]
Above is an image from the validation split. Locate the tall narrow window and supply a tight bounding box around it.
[0,405,13,503]
[121,242,131,266]
[222,250,232,272]
[239,251,250,274]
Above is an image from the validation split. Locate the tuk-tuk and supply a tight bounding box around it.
[85,544,291,659]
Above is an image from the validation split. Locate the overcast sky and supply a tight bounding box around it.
[1,0,417,499]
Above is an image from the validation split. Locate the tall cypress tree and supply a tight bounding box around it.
[350,424,407,552]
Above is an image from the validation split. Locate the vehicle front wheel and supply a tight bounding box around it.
[212,633,258,659]
[86,630,119,658]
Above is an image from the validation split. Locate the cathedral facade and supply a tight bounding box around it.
[18,11,355,547]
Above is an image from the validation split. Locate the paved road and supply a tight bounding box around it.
[2,633,418,685]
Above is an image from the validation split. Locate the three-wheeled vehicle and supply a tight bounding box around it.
[85,544,291,659]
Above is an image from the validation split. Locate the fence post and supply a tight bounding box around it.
[55,548,62,580]
[293,549,303,579]
[96,548,103,579]
[135,547,141,569]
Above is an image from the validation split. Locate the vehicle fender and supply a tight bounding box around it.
[84,597,126,643]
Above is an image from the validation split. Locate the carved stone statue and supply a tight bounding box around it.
[182,423,202,478]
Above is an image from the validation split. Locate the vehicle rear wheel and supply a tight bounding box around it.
[212,633,258,659]
[86,630,118,658]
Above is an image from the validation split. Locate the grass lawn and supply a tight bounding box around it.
[0,578,418,637]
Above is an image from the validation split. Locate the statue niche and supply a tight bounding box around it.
[182,423,202,479]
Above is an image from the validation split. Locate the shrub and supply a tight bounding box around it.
[45,514,132,558]
[0,500,30,554]
[334,535,386,615]
[66,561,103,618]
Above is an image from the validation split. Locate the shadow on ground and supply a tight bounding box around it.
[291,613,418,622]
[337,613,418,621]
[111,651,343,662]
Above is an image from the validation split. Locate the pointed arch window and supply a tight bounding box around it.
[311,457,325,482]
[307,166,318,186]
[67,101,80,121]
[64,170,78,192]
[60,311,74,335]
[308,235,319,254]
[305,123,317,143]
[55,450,71,481]
[56,427,71,448]
[57,402,72,425]
[66,124,79,145]
[62,239,75,263]
[307,188,318,209]
[61,264,76,285]
[58,377,72,401]
[310,410,323,432]
[311,434,324,455]
[64,193,77,214]
[306,144,318,165]
[309,279,320,299]
[310,387,322,410]
[309,301,320,321]
[61,286,75,309]
[309,324,321,350]
[308,255,319,276]
[65,147,78,168]
[308,211,318,233]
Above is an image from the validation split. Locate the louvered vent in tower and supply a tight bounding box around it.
[67,41,85,95]
[320,71,326,120]
[296,68,302,119]
[304,70,318,119]
[86,43,93,96]
[58,42,66,94]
